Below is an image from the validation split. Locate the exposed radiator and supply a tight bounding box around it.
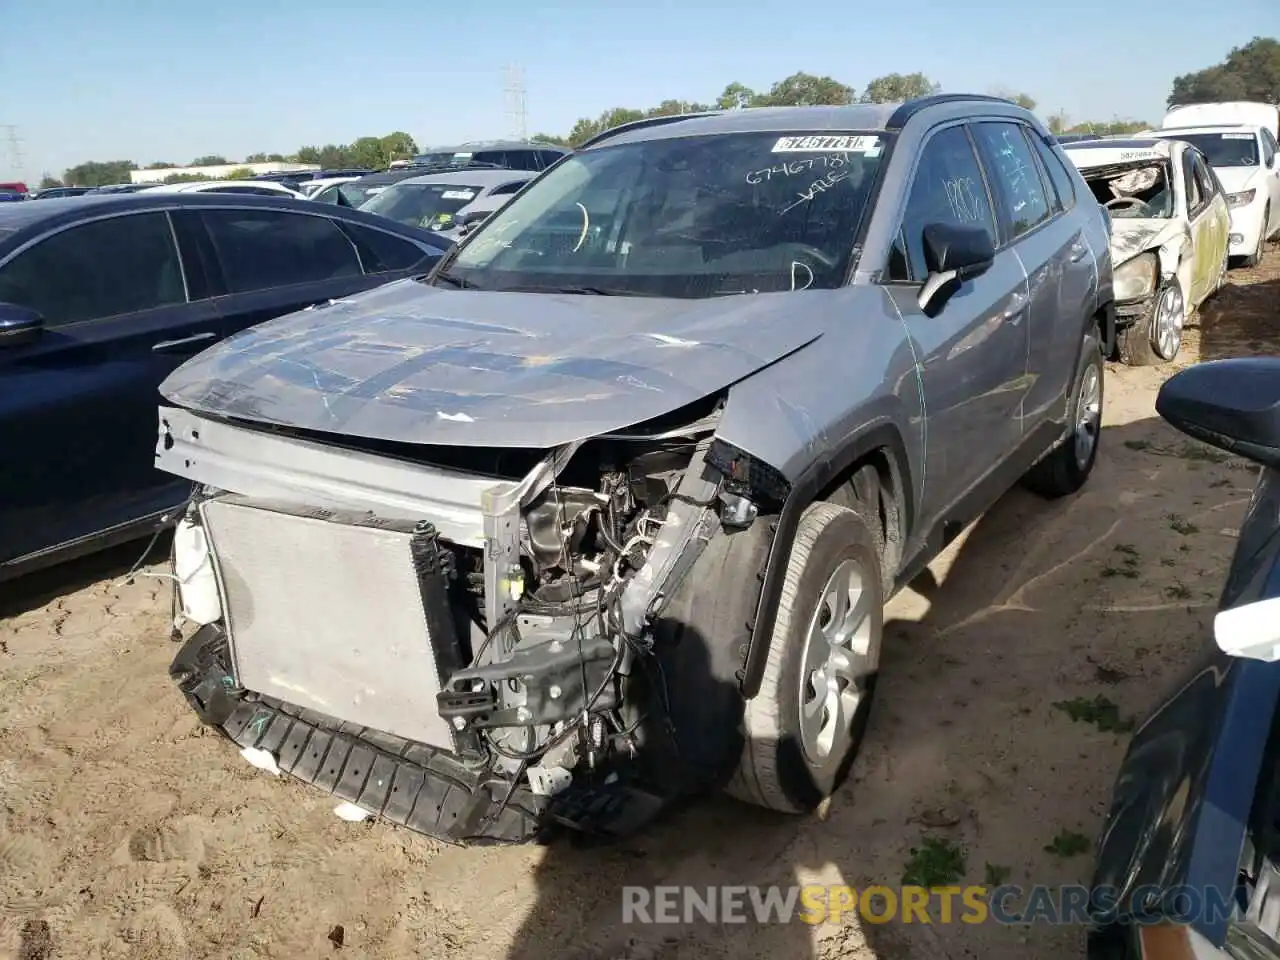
[198,495,461,751]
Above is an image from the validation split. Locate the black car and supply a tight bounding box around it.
[314,168,373,180]
[33,187,94,200]
[318,162,508,208]
[85,183,156,195]
[409,140,568,171]
[0,192,452,581]
[1088,357,1280,959]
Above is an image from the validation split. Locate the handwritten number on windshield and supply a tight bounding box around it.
[780,170,849,215]
[746,154,847,184]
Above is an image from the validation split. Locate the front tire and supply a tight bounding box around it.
[727,502,884,814]
[1023,330,1104,499]
[1117,275,1184,365]
[1243,208,1269,268]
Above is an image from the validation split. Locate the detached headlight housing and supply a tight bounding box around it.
[1226,188,1257,208]
[1114,252,1159,302]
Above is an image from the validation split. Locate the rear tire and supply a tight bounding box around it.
[1023,329,1104,499]
[727,502,884,814]
[1211,241,1229,297]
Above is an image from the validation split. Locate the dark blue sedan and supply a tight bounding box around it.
[0,192,451,581]
[1088,357,1280,958]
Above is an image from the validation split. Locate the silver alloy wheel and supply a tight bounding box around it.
[797,558,879,767]
[1073,362,1102,470]
[1152,281,1185,361]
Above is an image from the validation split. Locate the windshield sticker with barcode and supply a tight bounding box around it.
[772,135,881,153]
[1222,132,1254,139]
[1119,150,1161,161]
[440,190,476,200]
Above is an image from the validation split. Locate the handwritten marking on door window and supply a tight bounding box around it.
[944,176,986,223]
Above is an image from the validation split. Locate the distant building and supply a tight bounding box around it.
[130,161,321,184]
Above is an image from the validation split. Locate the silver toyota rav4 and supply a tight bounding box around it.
[156,95,1115,844]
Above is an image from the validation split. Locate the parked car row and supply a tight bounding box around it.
[1052,100,1280,367]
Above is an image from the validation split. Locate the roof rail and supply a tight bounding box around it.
[578,111,724,150]
[400,160,510,173]
[885,93,1024,130]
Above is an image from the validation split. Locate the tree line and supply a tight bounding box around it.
[1168,36,1279,107]
[41,38,1277,189]
[44,132,419,189]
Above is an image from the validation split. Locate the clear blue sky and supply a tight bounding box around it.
[3,0,1276,180]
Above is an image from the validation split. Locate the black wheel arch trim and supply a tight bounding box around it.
[738,422,915,698]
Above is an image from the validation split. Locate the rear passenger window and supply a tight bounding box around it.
[970,122,1053,240]
[887,125,997,282]
[0,212,185,326]
[489,181,527,196]
[1030,135,1076,211]
[339,222,436,273]
[201,209,362,293]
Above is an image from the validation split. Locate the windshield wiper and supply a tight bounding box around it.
[432,271,480,289]
[502,284,652,296]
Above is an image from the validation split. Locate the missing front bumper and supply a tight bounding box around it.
[169,625,666,845]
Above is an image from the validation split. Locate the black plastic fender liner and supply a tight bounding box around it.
[1100,301,1117,359]
[738,422,915,699]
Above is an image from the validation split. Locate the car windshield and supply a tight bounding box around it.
[340,181,391,206]
[360,181,485,230]
[1079,161,1176,219]
[1169,132,1259,167]
[445,131,889,297]
[414,152,466,166]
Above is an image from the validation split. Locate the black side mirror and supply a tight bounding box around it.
[0,302,43,347]
[1156,357,1280,469]
[917,223,995,314]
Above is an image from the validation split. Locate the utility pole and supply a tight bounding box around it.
[2,125,25,183]
[503,64,528,142]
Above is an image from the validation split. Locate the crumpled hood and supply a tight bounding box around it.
[160,278,833,448]
[1212,166,1263,196]
[1110,218,1185,267]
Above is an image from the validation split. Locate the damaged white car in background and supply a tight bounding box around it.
[1063,137,1230,365]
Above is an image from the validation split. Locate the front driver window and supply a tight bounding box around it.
[1183,155,1203,214]
[888,125,997,282]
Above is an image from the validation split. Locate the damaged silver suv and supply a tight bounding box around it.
[157,95,1113,844]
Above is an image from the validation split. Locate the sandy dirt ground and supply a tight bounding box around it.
[1,243,1277,960]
